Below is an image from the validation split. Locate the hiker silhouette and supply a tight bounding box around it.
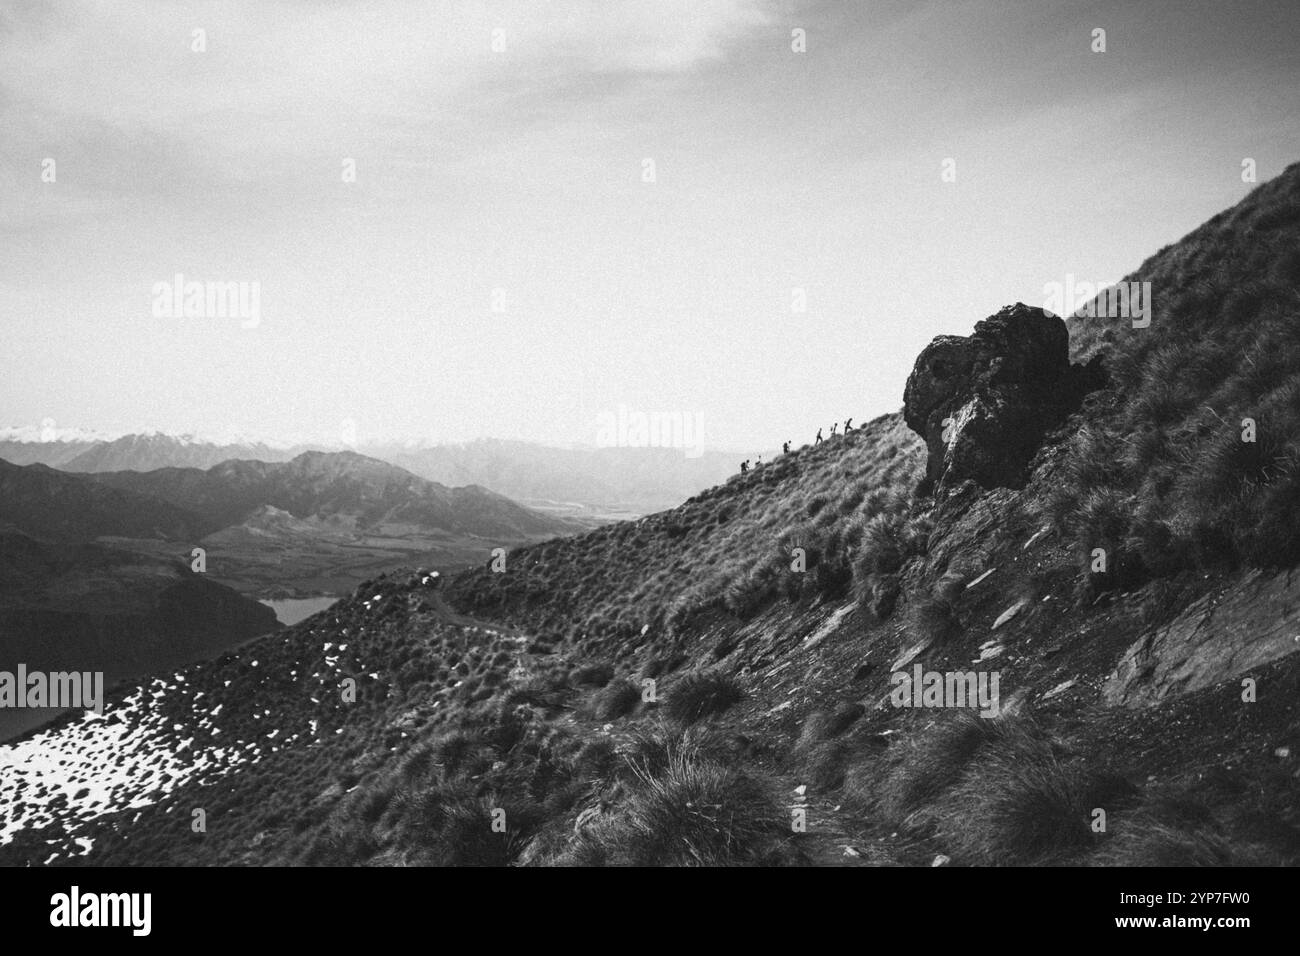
[830,422,839,437]
[782,440,790,454]
[844,418,853,432]
[814,429,823,445]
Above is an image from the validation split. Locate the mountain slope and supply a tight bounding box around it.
[448,413,923,643]
[1056,160,1300,573]
[0,459,202,544]
[4,165,1300,868]
[85,450,575,539]
[0,529,278,743]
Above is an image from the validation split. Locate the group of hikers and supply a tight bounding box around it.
[739,417,855,474]
[814,417,853,445]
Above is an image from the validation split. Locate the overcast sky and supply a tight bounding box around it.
[2,0,1298,451]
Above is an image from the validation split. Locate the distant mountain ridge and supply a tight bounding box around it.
[1,431,751,516]
[61,433,305,473]
[376,438,745,515]
[84,450,572,539]
[0,459,202,544]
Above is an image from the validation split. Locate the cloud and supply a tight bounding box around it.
[0,0,777,196]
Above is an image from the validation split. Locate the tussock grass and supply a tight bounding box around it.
[872,712,1014,826]
[796,704,866,753]
[1058,164,1300,578]
[588,677,643,721]
[908,595,962,645]
[932,753,1135,865]
[585,741,796,866]
[420,794,545,867]
[570,662,615,688]
[663,671,747,725]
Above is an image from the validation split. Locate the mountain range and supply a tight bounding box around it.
[0,433,752,518]
[0,450,578,740]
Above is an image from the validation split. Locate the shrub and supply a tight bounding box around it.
[400,744,436,782]
[933,754,1136,864]
[800,741,850,792]
[422,794,545,866]
[589,678,642,721]
[873,713,1032,827]
[570,738,619,781]
[796,704,865,753]
[432,731,493,779]
[663,671,747,725]
[1089,797,1291,866]
[909,595,961,645]
[857,513,906,576]
[593,745,795,866]
[570,662,615,688]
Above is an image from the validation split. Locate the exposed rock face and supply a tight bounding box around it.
[903,303,1103,491]
[1104,570,1300,708]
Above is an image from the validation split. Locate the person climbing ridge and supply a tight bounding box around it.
[830,422,839,437]
[740,460,749,474]
[844,417,853,432]
[814,429,823,445]
[782,440,790,454]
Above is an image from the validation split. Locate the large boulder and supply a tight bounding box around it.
[903,303,1103,491]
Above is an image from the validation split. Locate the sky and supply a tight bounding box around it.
[1,0,1298,452]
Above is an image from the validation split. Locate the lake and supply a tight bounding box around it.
[260,596,339,625]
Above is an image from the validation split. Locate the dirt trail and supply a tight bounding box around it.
[424,590,530,639]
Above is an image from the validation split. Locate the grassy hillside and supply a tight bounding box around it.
[1056,161,1300,579]
[448,413,923,646]
[4,166,1300,869]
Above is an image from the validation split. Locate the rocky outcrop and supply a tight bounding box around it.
[903,303,1104,491]
[1104,570,1300,708]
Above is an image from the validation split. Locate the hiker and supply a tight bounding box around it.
[830,422,839,437]
[844,417,853,432]
[814,429,823,445]
[740,460,749,474]
[782,440,790,455]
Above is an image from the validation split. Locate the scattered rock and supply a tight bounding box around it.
[891,638,933,672]
[1041,678,1078,700]
[1022,526,1051,551]
[992,598,1029,630]
[931,854,951,867]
